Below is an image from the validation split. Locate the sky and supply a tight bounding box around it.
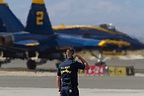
[4,0,144,38]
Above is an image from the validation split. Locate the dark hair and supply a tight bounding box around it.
[65,47,75,58]
[67,47,75,55]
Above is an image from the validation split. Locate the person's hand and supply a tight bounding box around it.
[77,54,82,60]
[76,54,82,59]
[76,54,90,70]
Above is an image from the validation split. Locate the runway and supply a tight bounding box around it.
[0,75,144,89]
[0,75,144,96]
[1,87,144,96]
[1,58,144,70]
[0,59,144,96]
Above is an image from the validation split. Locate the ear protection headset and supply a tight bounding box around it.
[72,52,76,59]
[71,48,76,59]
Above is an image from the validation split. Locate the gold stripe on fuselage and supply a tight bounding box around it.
[98,39,130,47]
[53,25,117,35]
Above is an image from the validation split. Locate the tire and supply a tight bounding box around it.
[27,60,36,70]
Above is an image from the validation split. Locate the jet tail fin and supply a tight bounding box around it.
[0,0,24,32]
[25,0,54,35]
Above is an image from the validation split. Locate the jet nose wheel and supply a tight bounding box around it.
[27,60,36,70]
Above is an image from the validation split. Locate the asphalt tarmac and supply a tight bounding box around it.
[0,59,144,96]
[1,58,144,70]
[0,75,144,89]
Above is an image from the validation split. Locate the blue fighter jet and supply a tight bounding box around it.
[53,24,144,51]
[0,0,25,67]
[0,0,129,69]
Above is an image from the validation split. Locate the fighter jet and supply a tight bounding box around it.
[0,0,130,69]
[53,24,144,51]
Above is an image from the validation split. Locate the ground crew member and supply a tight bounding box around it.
[56,47,90,96]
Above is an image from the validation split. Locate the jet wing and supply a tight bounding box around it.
[14,40,39,47]
[13,35,101,50]
[55,33,130,48]
[56,35,130,48]
[56,35,101,47]
[11,34,130,51]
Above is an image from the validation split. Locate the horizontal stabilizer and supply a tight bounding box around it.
[14,40,39,47]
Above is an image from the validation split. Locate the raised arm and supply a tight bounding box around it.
[77,54,90,70]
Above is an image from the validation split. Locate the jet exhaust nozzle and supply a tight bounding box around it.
[0,34,14,46]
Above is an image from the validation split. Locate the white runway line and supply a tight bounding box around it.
[0,88,144,96]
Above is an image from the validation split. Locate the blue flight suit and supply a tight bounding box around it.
[57,58,85,96]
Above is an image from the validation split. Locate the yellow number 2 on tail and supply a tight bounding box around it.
[36,11,44,25]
